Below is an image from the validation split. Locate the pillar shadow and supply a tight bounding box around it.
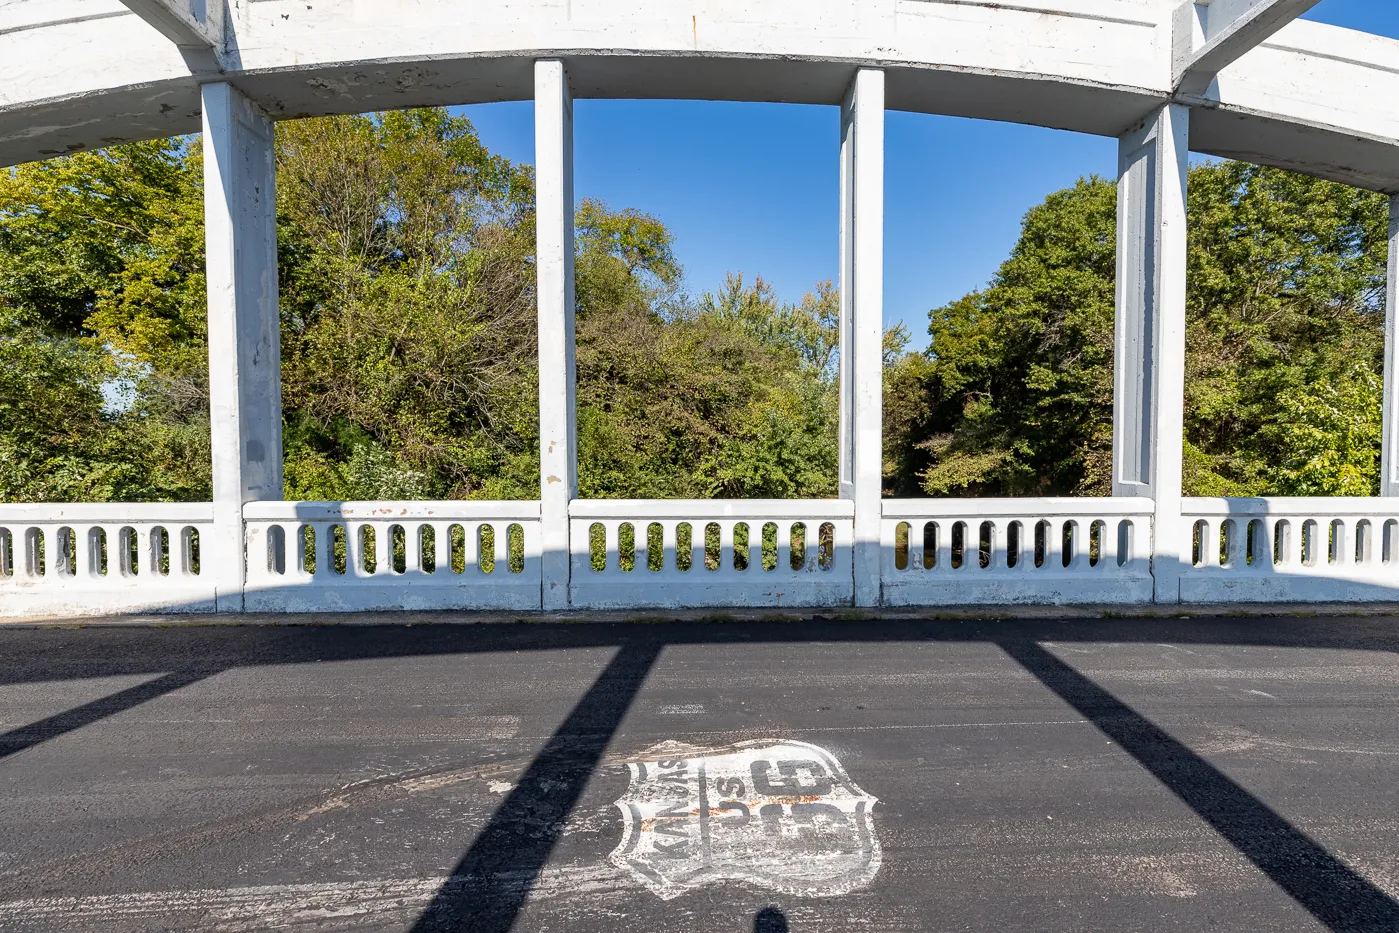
[0,669,216,761]
[6,622,1399,930]
[999,638,1399,933]
[409,638,663,932]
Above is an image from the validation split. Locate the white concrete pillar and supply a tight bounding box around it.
[535,60,578,611]
[840,68,885,608]
[1381,196,1399,496]
[1113,104,1189,603]
[203,82,283,612]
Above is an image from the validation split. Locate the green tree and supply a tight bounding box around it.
[0,138,211,502]
[1266,365,1382,496]
[886,177,1117,497]
[1,110,846,504]
[699,273,840,380]
[576,263,839,499]
[888,162,1390,498]
[276,109,541,500]
[1184,162,1387,495]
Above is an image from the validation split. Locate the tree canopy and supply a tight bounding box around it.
[885,161,1390,499]
[0,138,210,502]
[0,113,1389,504]
[0,108,840,503]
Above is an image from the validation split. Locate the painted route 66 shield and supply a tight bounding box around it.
[610,739,881,900]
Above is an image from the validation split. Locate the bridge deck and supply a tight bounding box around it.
[1,617,1398,930]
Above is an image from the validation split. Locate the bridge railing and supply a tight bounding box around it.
[0,503,218,615]
[12,495,1399,616]
[880,498,1156,606]
[1179,498,1399,603]
[567,499,855,610]
[241,501,543,612]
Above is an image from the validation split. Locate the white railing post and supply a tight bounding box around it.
[203,82,283,612]
[1382,196,1399,496]
[1114,104,1189,604]
[535,60,578,610]
[840,67,885,608]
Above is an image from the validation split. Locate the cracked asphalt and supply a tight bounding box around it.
[2,616,1399,931]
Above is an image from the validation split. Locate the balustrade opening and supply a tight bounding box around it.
[261,520,531,580]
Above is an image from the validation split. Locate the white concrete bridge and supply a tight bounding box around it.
[2,0,1399,616]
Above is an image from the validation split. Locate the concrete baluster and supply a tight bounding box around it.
[405,524,423,575]
[937,523,953,573]
[1331,519,1350,568]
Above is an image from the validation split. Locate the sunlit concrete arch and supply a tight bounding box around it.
[1,0,1398,189]
[4,0,1399,617]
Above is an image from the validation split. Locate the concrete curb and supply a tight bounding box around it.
[5,603,1399,629]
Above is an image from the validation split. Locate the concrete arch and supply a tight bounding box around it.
[1,0,1397,189]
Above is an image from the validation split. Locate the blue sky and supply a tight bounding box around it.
[457,0,1395,350]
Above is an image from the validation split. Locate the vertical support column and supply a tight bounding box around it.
[1113,104,1189,603]
[1381,196,1399,496]
[203,82,282,612]
[536,60,578,610]
[840,68,885,608]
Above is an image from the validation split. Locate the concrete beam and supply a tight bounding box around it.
[840,68,884,608]
[117,0,225,72]
[535,60,577,611]
[203,82,282,610]
[1114,105,1190,603]
[1174,0,1322,95]
[2,3,1397,189]
[1382,197,1399,496]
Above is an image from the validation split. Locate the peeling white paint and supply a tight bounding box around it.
[0,864,632,930]
[611,739,881,900]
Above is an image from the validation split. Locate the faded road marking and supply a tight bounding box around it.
[673,719,1090,738]
[612,739,880,900]
[0,865,630,931]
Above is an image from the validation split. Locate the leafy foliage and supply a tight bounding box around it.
[1267,365,1382,496]
[0,109,840,503]
[885,162,1391,498]
[1,115,1387,506]
[577,275,839,499]
[0,139,210,502]
[275,110,540,500]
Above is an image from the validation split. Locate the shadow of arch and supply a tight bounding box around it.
[0,668,217,761]
[999,638,1399,933]
[408,638,662,932]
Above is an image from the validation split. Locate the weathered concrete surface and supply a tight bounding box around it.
[2,616,1399,931]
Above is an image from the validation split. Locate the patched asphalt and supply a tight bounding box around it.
[2,616,1399,931]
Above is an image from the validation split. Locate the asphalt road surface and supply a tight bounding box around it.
[3,616,1399,932]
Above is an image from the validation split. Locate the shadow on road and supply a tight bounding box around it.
[408,638,662,933]
[3,615,1399,931]
[1000,638,1399,933]
[0,668,215,760]
[754,907,789,932]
